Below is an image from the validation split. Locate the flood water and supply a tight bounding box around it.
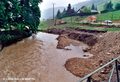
[0,32,92,82]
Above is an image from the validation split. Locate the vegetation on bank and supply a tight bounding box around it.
[0,0,42,32]
[0,0,42,48]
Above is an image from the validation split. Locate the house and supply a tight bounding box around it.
[91,10,98,13]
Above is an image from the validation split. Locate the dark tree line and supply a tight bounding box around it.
[56,4,77,19]
[115,3,120,10]
[104,1,113,12]
[102,1,120,13]
[56,3,98,19]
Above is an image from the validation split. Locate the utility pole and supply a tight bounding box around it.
[52,3,55,25]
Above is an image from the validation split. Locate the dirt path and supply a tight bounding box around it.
[0,32,92,82]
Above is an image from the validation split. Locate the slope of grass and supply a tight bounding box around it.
[39,21,48,31]
[97,10,120,21]
[62,16,85,23]
[39,19,120,32]
[62,10,120,21]
[39,20,54,31]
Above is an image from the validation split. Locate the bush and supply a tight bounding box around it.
[0,0,42,32]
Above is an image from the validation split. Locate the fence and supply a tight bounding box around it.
[78,55,120,82]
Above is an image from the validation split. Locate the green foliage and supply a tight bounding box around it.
[0,0,42,32]
[104,1,113,11]
[56,9,61,19]
[61,8,67,17]
[66,4,76,16]
[81,6,91,13]
[67,4,71,12]
[91,4,97,10]
[115,3,120,10]
[0,34,15,42]
[56,4,77,18]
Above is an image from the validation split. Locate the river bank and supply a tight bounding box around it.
[44,28,120,81]
[64,32,120,81]
[0,29,32,51]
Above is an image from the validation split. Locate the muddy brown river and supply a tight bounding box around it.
[0,32,92,82]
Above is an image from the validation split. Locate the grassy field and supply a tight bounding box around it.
[97,10,120,21]
[58,11,120,23]
[39,20,120,32]
[61,10,120,22]
[39,21,49,31]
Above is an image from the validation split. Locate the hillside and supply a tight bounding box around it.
[41,0,120,19]
[112,0,120,8]
[97,10,120,21]
[73,0,108,11]
[41,0,109,19]
[73,0,120,11]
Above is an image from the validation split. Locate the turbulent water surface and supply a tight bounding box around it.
[0,32,92,82]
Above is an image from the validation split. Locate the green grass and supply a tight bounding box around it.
[38,19,55,30]
[97,10,120,21]
[62,16,85,23]
[61,10,120,22]
[39,20,120,32]
[39,21,48,31]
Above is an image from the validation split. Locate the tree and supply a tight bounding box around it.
[104,1,113,11]
[71,8,76,13]
[63,8,66,13]
[0,0,42,32]
[67,4,72,12]
[66,3,73,16]
[61,8,67,18]
[91,4,97,10]
[56,9,61,19]
[115,3,120,10]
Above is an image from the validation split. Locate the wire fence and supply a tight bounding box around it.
[78,55,120,82]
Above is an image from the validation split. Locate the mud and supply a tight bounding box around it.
[67,32,97,46]
[46,28,106,35]
[46,28,98,46]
